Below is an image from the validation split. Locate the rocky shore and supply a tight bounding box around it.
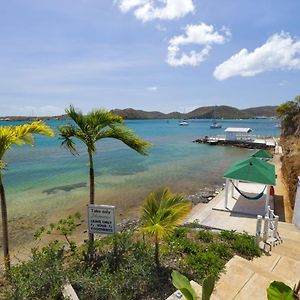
[118,185,224,232]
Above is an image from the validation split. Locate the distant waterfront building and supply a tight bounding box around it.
[224,127,252,141]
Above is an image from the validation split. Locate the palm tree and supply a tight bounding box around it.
[0,121,54,273]
[58,105,151,261]
[140,187,192,269]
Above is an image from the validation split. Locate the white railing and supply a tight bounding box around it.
[256,206,281,251]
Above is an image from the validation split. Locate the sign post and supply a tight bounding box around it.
[88,204,116,235]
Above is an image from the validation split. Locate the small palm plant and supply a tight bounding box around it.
[0,121,54,273]
[58,105,151,261]
[140,187,192,269]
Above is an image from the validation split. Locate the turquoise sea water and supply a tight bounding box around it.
[1,119,280,222]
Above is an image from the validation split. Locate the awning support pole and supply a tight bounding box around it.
[225,178,230,209]
[265,185,270,216]
[231,180,235,198]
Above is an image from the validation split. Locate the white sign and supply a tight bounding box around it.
[88,204,116,234]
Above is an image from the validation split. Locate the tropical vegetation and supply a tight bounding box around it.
[0,121,54,273]
[58,105,151,261]
[1,218,262,299]
[171,270,215,300]
[267,280,300,300]
[140,187,192,268]
[276,95,300,124]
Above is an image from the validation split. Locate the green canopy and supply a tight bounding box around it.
[252,149,273,159]
[224,157,276,186]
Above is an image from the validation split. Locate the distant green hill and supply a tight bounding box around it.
[0,105,278,121]
[110,105,277,119]
[241,106,278,117]
[186,105,250,119]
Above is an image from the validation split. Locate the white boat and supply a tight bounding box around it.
[179,119,189,126]
[210,121,222,129]
[210,106,222,128]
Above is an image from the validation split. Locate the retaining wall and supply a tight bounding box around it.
[292,176,300,229]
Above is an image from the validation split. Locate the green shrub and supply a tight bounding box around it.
[2,226,262,300]
[219,230,261,259]
[197,230,214,243]
[168,236,202,255]
[208,242,233,260]
[172,226,188,239]
[230,234,262,259]
[219,230,237,241]
[69,237,166,300]
[5,241,65,300]
[186,252,225,281]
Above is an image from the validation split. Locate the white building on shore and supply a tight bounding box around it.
[224,127,252,141]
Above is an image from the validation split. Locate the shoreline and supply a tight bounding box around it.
[3,183,223,265]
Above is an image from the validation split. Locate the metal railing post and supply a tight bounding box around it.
[263,216,270,242]
[256,215,263,246]
[274,215,279,239]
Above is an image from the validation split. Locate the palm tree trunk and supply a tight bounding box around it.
[155,232,160,269]
[88,150,95,262]
[0,172,10,273]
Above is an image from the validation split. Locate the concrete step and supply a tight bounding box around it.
[234,273,273,300]
[211,251,299,300]
[211,257,254,300]
[272,238,300,261]
[231,255,294,284]
[270,255,300,287]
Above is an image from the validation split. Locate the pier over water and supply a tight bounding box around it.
[194,127,276,149]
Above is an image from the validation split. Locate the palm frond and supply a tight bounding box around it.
[61,106,150,157]
[58,124,87,155]
[86,109,123,132]
[140,187,192,239]
[66,105,87,132]
[0,122,54,159]
[96,125,152,155]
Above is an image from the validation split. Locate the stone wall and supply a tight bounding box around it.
[292,177,300,229]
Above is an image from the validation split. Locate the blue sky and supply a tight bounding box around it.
[0,0,300,116]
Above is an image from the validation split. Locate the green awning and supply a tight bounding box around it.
[252,149,273,159]
[224,157,276,186]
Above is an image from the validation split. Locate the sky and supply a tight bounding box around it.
[0,0,300,116]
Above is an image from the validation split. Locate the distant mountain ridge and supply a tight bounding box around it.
[110,105,278,120]
[0,105,278,121]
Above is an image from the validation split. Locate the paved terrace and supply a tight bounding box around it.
[167,182,300,300]
[184,184,267,234]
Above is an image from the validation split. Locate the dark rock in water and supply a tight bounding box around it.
[43,182,87,194]
[185,185,223,205]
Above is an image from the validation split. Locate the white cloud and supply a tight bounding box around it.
[117,0,195,22]
[147,86,158,91]
[167,23,231,67]
[118,0,149,12]
[214,32,300,80]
